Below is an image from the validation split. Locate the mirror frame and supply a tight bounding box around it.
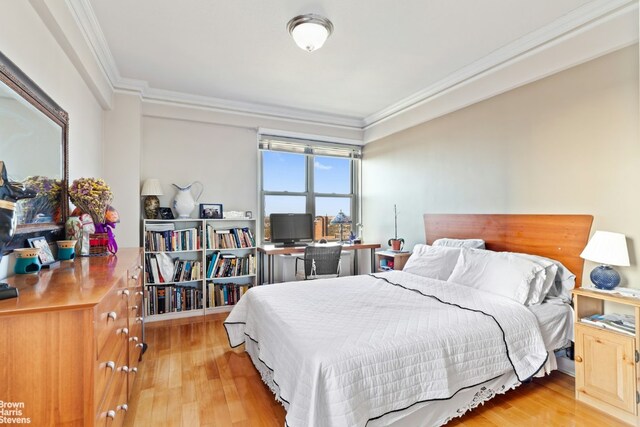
[0,50,69,236]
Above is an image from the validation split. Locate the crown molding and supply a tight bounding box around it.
[363,0,638,130]
[65,0,121,86]
[65,0,638,141]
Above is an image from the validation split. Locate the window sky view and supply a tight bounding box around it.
[263,152,351,217]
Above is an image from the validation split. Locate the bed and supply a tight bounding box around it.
[225,214,593,426]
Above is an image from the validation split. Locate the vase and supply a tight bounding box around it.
[172,181,203,219]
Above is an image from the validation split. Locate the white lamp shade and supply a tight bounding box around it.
[291,22,329,52]
[580,230,630,266]
[141,178,163,196]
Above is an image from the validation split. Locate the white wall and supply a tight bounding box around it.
[363,45,639,287]
[0,2,105,279]
[0,2,104,180]
[103,93,142,247]
[141,118,259,221]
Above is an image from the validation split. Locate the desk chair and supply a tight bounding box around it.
[295,245,342,280]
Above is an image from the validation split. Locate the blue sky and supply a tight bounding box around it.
[263,152,351,216]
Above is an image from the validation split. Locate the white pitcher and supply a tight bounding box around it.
[172,181,203,218]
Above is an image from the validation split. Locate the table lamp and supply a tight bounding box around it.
[330,210,351,243]
[580,230,630,290]
[141,178,163,219]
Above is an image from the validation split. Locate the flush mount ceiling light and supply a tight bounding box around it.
[287,14,334,52]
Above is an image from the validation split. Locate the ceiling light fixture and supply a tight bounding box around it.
[287,14,334,52]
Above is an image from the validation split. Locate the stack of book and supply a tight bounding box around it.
[205,226,256,249]
[145,227,202,252]
[146,285,203,315]
[581,313,636,336]
[145,254,202,284]
[206,252,256,278]
[208,283,251,307]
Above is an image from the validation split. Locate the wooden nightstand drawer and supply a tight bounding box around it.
[575,323,636,414]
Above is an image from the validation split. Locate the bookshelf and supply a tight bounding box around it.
[143,218,257,323]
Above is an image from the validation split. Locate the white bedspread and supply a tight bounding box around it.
[225,271,548,427]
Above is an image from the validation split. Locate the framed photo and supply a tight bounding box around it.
[27,237,56,265]
[245,211,253,219]
[158,207,174,220]
[200,203,223,219]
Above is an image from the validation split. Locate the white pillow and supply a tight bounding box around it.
[509,253,558,306]
[541,259,576,303]
[447,248,544,304]
[402,244,462,281]
[433,238,485,249]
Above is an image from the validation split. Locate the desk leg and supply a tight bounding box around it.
[353,250,359,276]
[269,254,275,284]
[259,252,264,285]
[371,249,375,274]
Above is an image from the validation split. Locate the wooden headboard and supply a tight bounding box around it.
[424,214,593,286]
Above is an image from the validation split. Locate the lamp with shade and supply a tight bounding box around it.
[330,210,351,243]
[141,179,163,219]
[580,230,630,290]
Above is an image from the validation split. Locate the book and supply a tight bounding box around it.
[581,313,636,336]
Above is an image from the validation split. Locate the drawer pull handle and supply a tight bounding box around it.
[131,305,139,311]
[120,365,129,373]
[136,317,143,323]
[138,264,143,270]
[135,343,144,349]
[118,404,129,412]
[130,336,139,343]
[107,311,117,321]
[106,361,116,371]
[136,291,144,296]
[130,274,139,280]
[575,356,583,363]
[121,289,130,297]
[130,367,138,374]
[120,327,129,336]
[106,410,116,419]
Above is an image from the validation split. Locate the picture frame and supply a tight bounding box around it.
[158,207,174,220]
[245,211,253,219]
[200,203,223,219]
[27,236,56,265]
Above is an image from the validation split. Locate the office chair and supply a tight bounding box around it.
[295,245,342,280]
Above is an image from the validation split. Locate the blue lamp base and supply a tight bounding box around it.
[591,265,621,290]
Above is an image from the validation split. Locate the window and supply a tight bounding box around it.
[260,136,360,242]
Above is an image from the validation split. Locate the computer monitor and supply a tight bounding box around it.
[270,213,313,247]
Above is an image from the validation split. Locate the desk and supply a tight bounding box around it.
[257,243,381,284]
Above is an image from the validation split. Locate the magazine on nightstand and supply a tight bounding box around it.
[580,313,636,336]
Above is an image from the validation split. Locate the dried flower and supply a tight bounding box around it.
[69,178,113,224]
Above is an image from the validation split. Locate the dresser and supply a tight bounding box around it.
[0,248,144,427]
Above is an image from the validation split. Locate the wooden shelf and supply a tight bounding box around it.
[206,274,256,281]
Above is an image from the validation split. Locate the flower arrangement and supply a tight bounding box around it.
[68,178,113,224]
[16,176,62,223]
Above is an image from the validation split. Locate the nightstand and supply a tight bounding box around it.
[573,288,640,424]
[375,251,411,272]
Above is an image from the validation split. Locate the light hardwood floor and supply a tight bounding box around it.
[124,314,627,427]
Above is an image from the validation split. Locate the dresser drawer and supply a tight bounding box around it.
[95,324,128,411]
[94,287,128,358]
[95,345,129,427]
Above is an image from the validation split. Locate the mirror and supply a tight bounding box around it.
[0,50,69,236]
